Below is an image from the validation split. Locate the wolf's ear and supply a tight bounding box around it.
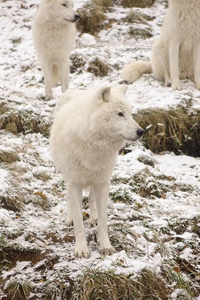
[119,84,128,95]
[96,86,111,102]
[114,85,128,95]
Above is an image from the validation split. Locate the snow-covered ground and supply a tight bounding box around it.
[0,0,200,298]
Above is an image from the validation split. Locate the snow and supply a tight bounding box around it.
[0,170,9,196]
[0,0,200,298]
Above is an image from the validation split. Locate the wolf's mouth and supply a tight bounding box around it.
[64,15,80,23]
[121,135,142,142]
[64,18,75,22]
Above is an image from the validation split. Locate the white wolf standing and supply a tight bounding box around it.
[50,85,144,258]
[32,0,80,100]
[121,0,200,90]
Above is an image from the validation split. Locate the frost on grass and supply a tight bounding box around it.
[0,105,51,137]
[4,276,32,300]
[87,56,111,77]
[134,107,200,157]
[72,267,196,300]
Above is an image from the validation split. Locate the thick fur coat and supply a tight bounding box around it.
[32,0,79,99]
[50,85,144,258]
[121,0,200,90]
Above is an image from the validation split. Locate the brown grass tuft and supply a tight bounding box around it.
[72,267,197,300]
[76,0,155,35]
[120,0,156,8]
[72,269,140,300]
[0,149,20,163]
[1,189,24,211]
[4,277,32,300]
[70,52,86,74]
[0,109,51,137]
[134,107,200,157]
[72,268,171,300]
[124,10,150,24]
[137,269,169,299]
[77,0,108,35]
[87,57,110,77]
[129,26,152,38]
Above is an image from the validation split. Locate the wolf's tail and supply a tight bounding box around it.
[52,65,60,87]
[121,60,152,82]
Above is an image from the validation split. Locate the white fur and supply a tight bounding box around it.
[32,0,79,100]
[121,61,152,82]
[50,85,144,258]
[121,0,200,90]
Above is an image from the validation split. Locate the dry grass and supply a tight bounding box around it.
[4,277,32,300]
[77,1,107,35]
[1,189,24,211]
[120,0,156,8]
[72,267,198,300]
[72,269,140,300]
[124,10,150,24]
[0,149,19,163]
[0,109,51,137]
[137,269,169,299]
[130,169,170,199]
[98,0,113,9]
[45,282,61,300]
[72,268,171,300]
[110,187,132,204]
[129,26,152,38]
[162,267,197,298]
[77,0,155,35]
[45,278,74,300]
[134,107,200,157]
[70,52,86,74]
[0,101,9,115]
[87,57,110,77]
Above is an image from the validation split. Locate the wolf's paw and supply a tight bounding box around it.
[99,245,116,256]
[74,242,90,258]
[45,93,53,101]
[98,239,116,255]
[195,81,200,90]
[66,217,73,227]
[165,81,171,87]
[172,82,182,90]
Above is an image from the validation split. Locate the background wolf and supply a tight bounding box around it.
[32,0,80,100]
[121,0,200,90]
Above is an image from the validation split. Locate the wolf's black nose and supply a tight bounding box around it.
[137,128,145,137]
[74,14,80,21]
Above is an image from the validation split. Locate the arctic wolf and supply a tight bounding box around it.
[32,0,80,100]
[50,85,144,258]
[121,0,200,90]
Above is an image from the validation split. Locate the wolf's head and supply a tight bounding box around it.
[43,0,80,24]
[90,85,145,146]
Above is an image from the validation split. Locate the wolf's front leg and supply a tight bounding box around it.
[88,186,98,226]
[66,198,73,226]
[193,41,200,90]
[169,40,181,90]
[42,61,53,100]
[67,183,90,258]
[94,183,116,256]
[60,59,69,93]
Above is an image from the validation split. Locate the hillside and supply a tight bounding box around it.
[0,0,200,299]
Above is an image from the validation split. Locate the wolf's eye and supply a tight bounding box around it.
[117,112,124,117]
[62,3,67,7]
